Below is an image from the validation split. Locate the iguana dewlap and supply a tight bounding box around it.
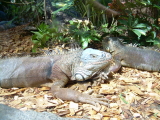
[102,37,160,72]
[0,48,112,106]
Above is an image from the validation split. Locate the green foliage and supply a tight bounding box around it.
[31,17,124,52]
[74,0,112,26]
[31,0,160,51]
[2,0,44,24]
[51,0,80,18]
[99,21,123,38]
[32,19,102,51]
[115,0,160,46]
[68,19,100,49]
[31,21,69,52]
[51,0,73,15]
[117,13,151,43]
[74,0,160,47]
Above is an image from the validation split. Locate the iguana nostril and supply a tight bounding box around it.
[105,53,111,59]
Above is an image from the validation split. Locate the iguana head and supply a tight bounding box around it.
[102,37,124,53]
[71,48,112,81]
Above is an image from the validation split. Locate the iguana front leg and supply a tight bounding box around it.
[105,60,121,74]
[49,76,109,106]
[98,59,121,80]
[51,85,109,106]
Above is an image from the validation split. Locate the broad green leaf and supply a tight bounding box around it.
[134,23,147,28]
[132,29,146,37]
[154,5,160,9]
[55,2,67,7]
[32,40,39,44]
[52,2,73,15]
[69,20,74,25]
[89,36,100,41]
[132,19,138,27]
[32,32,43,39]
[118,19,128,26]
[128,15,132,26]
[150,31,156,39]
[32,43,39,53]
[32,6,35,12]
[81,37,90,49]
[117,25,126,30]
[51,2,56,7]
[32,47,37,53]
[82,40,89,49]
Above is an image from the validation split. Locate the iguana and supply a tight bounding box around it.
[102,37,160,72]
[0,48,112,106]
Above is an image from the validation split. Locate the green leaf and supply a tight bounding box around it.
[132,19,138,27]
[32,40,39,44]
[82,40,89,49]
[154,113,158,118]
[51,2,56,7]
[81,37,90,49]
[32,6,35,11]
[153,5,160,9]
[52,2,73,15]
[117,25,126,30]
[149,31,157,39]
[134,23,147,28]
[128,15,133,27]
[132,29,146,37]
[90,36,100,41]
[69,20,74,25]
[118,19,128,26]
[33,32,43,39]
[32,42,39,53]
[119,94,128,104]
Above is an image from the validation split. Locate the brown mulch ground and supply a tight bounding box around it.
[0,25,160,120]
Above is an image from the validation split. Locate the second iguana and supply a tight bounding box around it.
[102,37,160,72]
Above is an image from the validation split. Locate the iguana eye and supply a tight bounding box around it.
[90,54,97,58]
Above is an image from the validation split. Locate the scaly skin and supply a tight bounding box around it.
[102,37,160,72]
[0,48,112,106]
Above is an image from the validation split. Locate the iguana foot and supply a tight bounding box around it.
[51,86,109,106]
[78,93,109,106]
[92,72,109,86]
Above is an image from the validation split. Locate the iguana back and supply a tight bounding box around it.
[102,37,160,72]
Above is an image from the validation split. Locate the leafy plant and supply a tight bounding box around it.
[74,0,113,26]
[2,0,44,24]
[68,19,100,48]
[31,21,68,52]
[117,13,151,43]
[114,0,160,46]
[31,19,98,51]
[99,20,123,39]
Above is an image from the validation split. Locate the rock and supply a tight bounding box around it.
[0,104,89,120]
